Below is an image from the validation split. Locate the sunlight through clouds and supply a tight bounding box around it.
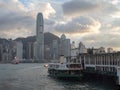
[0,0,120,50]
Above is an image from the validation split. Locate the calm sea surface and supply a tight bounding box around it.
[0,63,116,90]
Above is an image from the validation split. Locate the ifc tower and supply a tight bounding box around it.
[36,13,44,62]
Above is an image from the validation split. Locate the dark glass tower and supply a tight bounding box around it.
[36,13,44,62]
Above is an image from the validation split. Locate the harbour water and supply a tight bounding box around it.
[0,64,116,90]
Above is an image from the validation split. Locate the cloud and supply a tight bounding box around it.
[80,18,120,50]
[103,19,120,35]
[111,19,120,27]
[62,0,120,18]
[0,0,120,51]
[62,0,100,17]
[0,0,35,38]
[25,1,56,19]
[55,16,101,34]
[39,2,55,19]
[0,0,56,39]
[80,33,120,50]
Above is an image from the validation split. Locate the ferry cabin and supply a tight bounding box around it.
[48,56,83,78]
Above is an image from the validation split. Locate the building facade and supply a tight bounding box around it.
[52,39,59,59]
[36,13,44,62]
[59,34,71,57]
[79,52,120,74]
[71,42,87,57]
[16,41,23,60]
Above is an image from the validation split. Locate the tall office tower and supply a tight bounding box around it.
[33,42,37,60]
[79,42,87,54]
[27,42,34,59]
[59,34,71,57]
[16,42,23,60]
[36,13,44,62]
[52,39,59,59]
[0,44,3,62]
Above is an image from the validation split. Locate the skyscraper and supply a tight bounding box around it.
[16,41,23,60]
[36,13,44,62]
[59,34,71,57]
[52,39,59,59]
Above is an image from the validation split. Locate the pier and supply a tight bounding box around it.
[78,52,120,89]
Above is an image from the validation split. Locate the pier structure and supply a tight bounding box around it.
[78,52,120,89]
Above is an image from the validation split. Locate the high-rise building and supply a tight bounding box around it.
[71,42,87,57]
[33,42,37,60]
[0,44,2,62]
[16,42,23,60]
[79,42,87,54]
[44,45,51,61]
[59,34,71,57]
[52,39,59,59]
[36,13,44,62]
[2,43,11,63]
[27,42,34,59]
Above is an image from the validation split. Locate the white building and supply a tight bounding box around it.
[89,47,106,54]
[59,34,71,57]
[71,48,79,57]
[107,47,113,53]
[98,47,106,53]
[36,13,44,62]
[71,41,76,49]
[79,42,87,54]
[71,42,87,57]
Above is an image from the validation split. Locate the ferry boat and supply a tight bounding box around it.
[48,55,83,79]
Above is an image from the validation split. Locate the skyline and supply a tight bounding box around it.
[0,0,120,50]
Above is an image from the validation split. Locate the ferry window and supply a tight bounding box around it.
[115,54,117,65]
[96,56,98,65]
[98,56,100,65]
[118,59,120,66]
[56,65,59,68]
[110,56,112,65]
[74,59,76,63]
[106,56,108,65]
[85,56,89,64]
[102,56,104,65]
[113,54,115,65]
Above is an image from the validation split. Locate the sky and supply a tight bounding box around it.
[0,0,120,50]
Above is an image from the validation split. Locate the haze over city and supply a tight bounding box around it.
[0,0,120,50]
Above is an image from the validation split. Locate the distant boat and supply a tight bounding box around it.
[44,64,48,68]
[11,57,19,64]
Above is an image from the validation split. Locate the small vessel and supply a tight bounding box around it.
[48,55,83,79]
[11,57,19,64]
[44,64,48,68]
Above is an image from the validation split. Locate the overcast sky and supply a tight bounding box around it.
[0,0,120,50]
